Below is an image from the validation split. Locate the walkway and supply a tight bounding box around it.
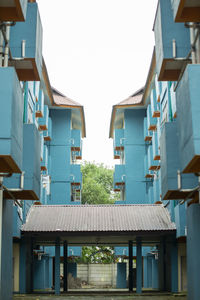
[14,293,187,300]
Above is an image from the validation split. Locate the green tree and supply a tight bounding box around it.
[81,246,115,264]
[81,161,115,205]
[80,162,119,263]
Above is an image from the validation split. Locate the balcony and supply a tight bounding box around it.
[154,0,190,81]
[41,144,48,171]
[35,89,44,118]
[4,124,41,200]
[44,117,52,141]
[144,151,154,179]
[0,0,27,21]
[40,133,44,161]
[150,89,160,118]
[152,131,160,161]
[71,129,81,151]
[171,0,200,22]
[176,64,200,173]
[9,2,42,81]
[38,105,48,131]
[147,104,157,131]
[0,67,23,173]
[70,164,82,185]
[170,83,177,118]
[114,164,125,190]
[175,203,186,238]
[144,118,152,142]
[148,144,160,171]
[155,75,161,103]
[160,122,198,200]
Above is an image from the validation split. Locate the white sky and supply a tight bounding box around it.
[37,0,158,167]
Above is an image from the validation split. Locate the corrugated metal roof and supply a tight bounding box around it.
[22,204,176,233]
[52,87,82,107]
[116,87,144,106]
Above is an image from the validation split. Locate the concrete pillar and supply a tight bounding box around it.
[55,238,60,295]
[136,238,142,294]
[147,256,152,288]
[143,256,148,288]
[187,204,200,300]
[152,256,158,289]
[171,239,178,293]
[63,241,68,292]
[158,237,166,291]
[116,262,126,288]
[19,237,34,294]
[128,240,133,292]
[1,199,13,300]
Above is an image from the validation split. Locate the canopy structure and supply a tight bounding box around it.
[22,204,176,246]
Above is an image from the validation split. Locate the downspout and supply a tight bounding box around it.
[0,30,3,67]
[3,23,10,67]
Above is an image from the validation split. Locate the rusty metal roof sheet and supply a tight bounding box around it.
[22,204,176,233]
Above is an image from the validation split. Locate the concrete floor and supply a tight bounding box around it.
[13,292,187,300]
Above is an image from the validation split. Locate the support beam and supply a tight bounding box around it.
[63,241,68,292]
[128,240,133,292]
[55,238,60,295]
[136,238,142,294]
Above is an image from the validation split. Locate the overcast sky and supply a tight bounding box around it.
[37,0,158,167]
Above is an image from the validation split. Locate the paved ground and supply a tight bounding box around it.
[13,292,187,300]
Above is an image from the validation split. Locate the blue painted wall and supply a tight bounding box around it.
[124,109,147,204]
[0,67,23,173]
[10,2,43,81]
[176,64,200,173]
[154,0,190,80]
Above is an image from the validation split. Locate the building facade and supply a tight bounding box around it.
[110,0,200,297]
[0,1,85,299]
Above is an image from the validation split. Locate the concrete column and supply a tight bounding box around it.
[136,238,142,294]
[187,204,200,300]
[19,237,34,294]
[158,237,166,291]
[147,256,152,288]
[152,256,158,289]
[171,239,178,293]
[143,256,148,288]
[128,240,133,292]
[1,198,13,300]
[116,262,126,288]
[55,238,60,295]
[63,241,68,292]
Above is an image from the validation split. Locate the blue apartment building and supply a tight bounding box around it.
[1,0,200,298]
[110,0,200,298]
[0,1,85,299]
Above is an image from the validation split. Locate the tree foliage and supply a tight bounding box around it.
[81,161,115,205]
[80,246,115,264]
[80,162,119,263]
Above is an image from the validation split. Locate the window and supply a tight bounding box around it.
[121,186,125,201]
[71,186,81,202]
